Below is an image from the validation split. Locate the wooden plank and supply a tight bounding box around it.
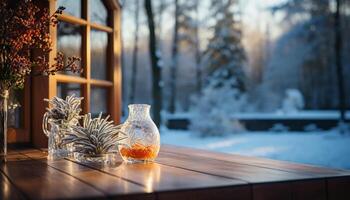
[17,149,155,200]
[156,185,251,200]
[45,147,250,195]
[58,14,88,26]
[158,151,311,183]
[0,153,27,200]
[253,182,292,200]
[1,152,107,200]
[327,177,350,200]
[161,145,350,177]
[0,171,26,200]
[90,79,114,87]
[6,147,350,200]
[55,74,88,84]
[23,149,249,198]
[90,23,113,33]
[109,8,122,124]
[291,179,327,200]
[75,159,247,193]
[82,0,91,114]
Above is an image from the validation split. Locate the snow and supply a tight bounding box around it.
[160,127,350,170]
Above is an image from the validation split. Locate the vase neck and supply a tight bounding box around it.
[127,104,151,121]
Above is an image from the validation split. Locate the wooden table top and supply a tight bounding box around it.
[1,145,350,200]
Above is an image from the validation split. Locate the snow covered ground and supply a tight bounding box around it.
[160,128,350,170]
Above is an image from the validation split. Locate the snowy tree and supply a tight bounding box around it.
[189,77,247,136]
[189,0,247,136]
[203,0,246,92]
[281,89,305,113]
[266,0,350,113]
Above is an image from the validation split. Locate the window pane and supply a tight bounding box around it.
[57,83,82,99]
[57,0,81,18]
[90,87,108,117]
[91,30,108,80]
[90,0,108,25]
[57,22,82,77]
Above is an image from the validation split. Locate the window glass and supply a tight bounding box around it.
[57,22,82,76]
[90,87,108,117]
[8,89,24,128]
[57,0,81,18]
[57,83,82,98]
[91,29,108,80]
[90,0,108,25]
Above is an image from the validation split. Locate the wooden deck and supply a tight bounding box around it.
[1,145,350,200]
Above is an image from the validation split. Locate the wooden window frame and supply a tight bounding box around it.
[30,0,122,148]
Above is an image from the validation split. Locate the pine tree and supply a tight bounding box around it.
[189,0,247,136]
[203,0,246,92]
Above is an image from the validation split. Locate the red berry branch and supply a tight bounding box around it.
[0,0,82,90]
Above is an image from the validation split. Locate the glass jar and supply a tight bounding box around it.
[42,116,74,159]
[119,104,160,163]
[0,89,9,160]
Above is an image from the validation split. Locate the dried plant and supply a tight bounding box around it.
[43,95,84,127]
[63,113,127,155]
[0,0,82,91]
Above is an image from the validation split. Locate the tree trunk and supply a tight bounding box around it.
[157,0,165,45]
[168,0,179,114]
[194,1,201,94]
[335,0,346,123]
[144,0,162,127]
[129,0,140,104]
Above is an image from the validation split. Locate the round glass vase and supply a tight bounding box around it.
[118,104,160,163]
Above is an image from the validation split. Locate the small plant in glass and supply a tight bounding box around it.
[62,113,127,164]
[42,95,83,159]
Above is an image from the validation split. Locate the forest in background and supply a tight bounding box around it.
[120,0,350,126]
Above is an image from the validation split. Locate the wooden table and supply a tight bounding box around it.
[1,145,350,200]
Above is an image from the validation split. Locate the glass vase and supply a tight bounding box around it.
[118,104,160,163]
[0,90,9,161]
[42,117,74,159]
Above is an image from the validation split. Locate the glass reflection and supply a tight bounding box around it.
[57,22,82,76]
[119,162,161,193]
[91,30,108,80]
[90,0,108,25]
[90,87,108,117]
[143,163,161,193]
[8,89,24,128]
[57,0,81,18]
[57,83,82,99]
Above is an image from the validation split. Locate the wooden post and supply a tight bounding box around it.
[334,0,346,124]
[31,0,57,148]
